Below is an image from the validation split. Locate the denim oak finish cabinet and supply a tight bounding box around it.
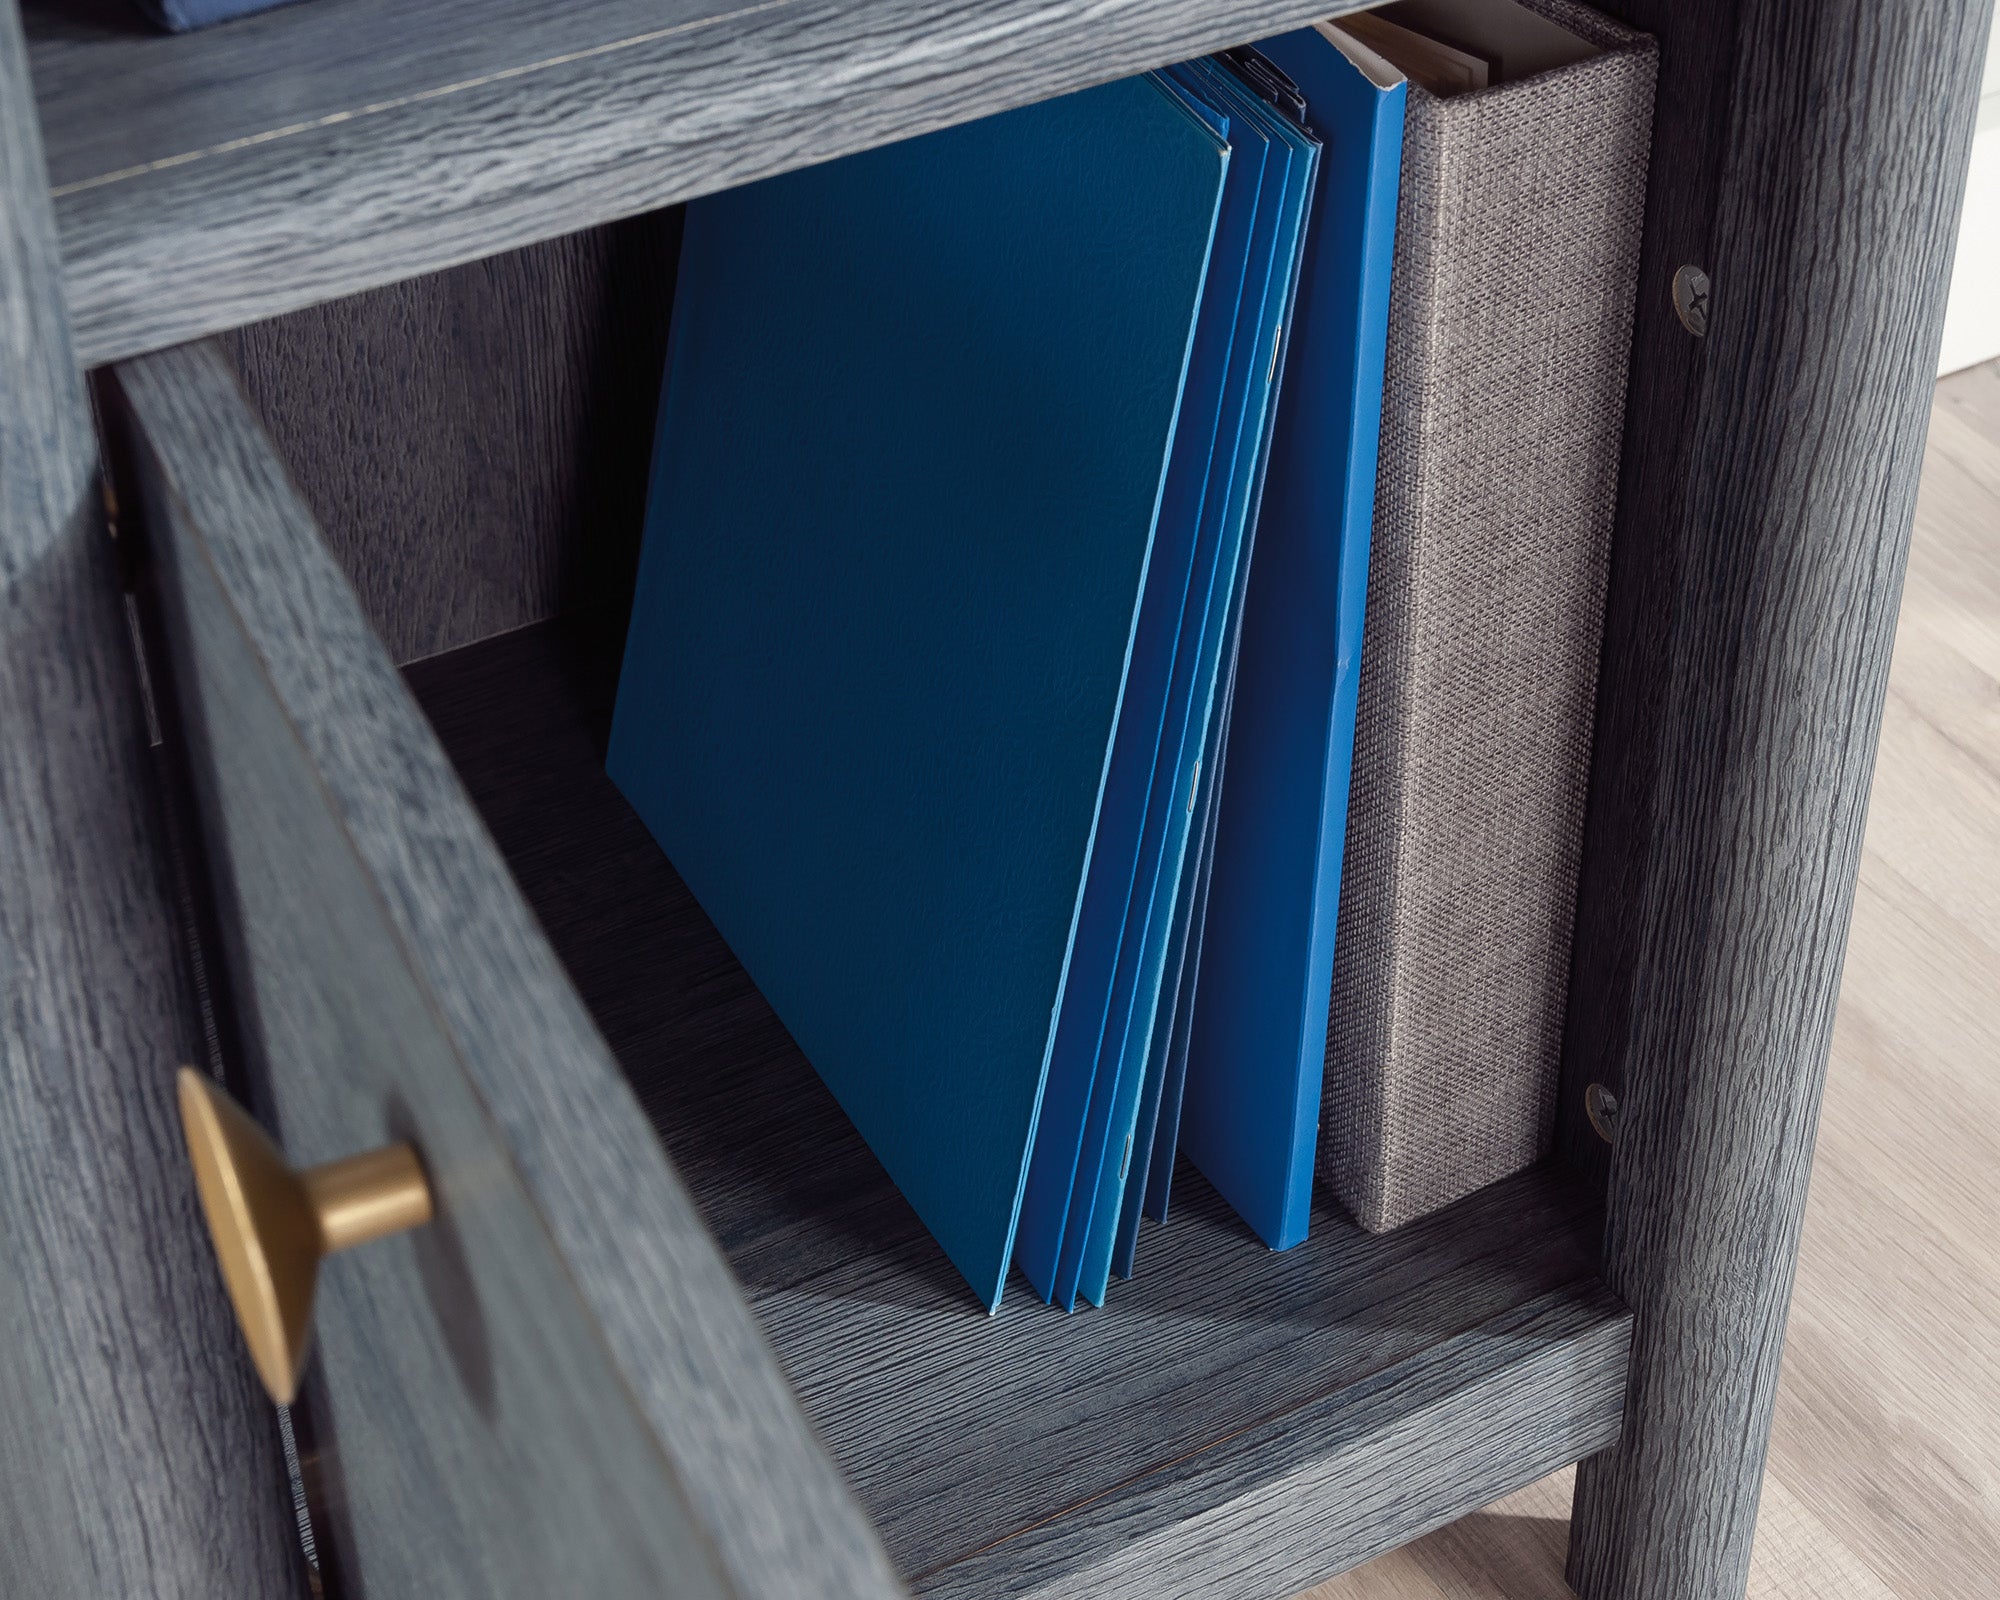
[0,1,1989,1596]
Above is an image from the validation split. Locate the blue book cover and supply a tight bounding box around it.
[1009,74,1265,1309]
[1068,58,1320,1307]
[608,75,1228,1311]
[1140,49,1329,1243]
[1178,25,1407,1251]
[1121,49,1323,1274]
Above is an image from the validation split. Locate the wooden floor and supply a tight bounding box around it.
[1301,361,2000,1600]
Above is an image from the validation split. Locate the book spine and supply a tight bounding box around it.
[1324,2,1658,1232]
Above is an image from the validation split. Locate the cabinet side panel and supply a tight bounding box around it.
[222,211,680,665]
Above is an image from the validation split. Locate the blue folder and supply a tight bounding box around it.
[1010,67,1263,1310]
[609,76,1229,1310]
[1177,26,1406,1251]
[1117,51,1322,1278]
[1068,58,1319,1305]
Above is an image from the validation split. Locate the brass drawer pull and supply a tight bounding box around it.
[177,1068,433,1405]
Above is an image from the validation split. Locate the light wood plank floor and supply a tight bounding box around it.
[1300,359,2000,1600]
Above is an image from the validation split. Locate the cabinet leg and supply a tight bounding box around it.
[1560,0,1994,1594]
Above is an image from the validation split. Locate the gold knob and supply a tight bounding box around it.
[177,1068,433,1404]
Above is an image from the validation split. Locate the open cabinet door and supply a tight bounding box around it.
[106,339,904,1600]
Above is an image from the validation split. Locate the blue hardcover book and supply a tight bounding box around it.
[1178,24,1407,1251]
[609,76,1229,1310]
[1067,58,1320,1307]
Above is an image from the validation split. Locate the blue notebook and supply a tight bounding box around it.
[609,75,1229,1310]
[1177,24,1407,1251]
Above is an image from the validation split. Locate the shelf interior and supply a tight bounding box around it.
[406,617,1629,1594]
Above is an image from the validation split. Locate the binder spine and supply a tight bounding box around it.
[1324,0,1658,1232]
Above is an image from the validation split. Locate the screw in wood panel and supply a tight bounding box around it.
[1585,1083,1621,1143]
[1672,265,1711,336]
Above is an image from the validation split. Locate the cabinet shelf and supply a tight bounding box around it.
[407,619,1631,1597]
[26,0,1367,369]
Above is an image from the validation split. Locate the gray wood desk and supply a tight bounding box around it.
[0,1,1990,1596]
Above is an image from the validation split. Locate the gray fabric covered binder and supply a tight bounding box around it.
[1324,0,1657,1232]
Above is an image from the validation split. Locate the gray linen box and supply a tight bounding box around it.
[1323,0,1658,1232]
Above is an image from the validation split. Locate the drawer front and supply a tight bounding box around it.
[110,341,901,1600]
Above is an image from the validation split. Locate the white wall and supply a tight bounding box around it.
[1938,11,2000,376]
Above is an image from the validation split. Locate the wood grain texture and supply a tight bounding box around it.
[406,618,1630,1597]
[1553,0,1742,1195]
[112,339,903,1600]
[1563,2,1996,1596]
[27,0,1377,367]
[922,1286,1629,1600]
[0,8,304,1596]
[1303,1463,1901,1600]
[1305,1468,1581,1600]
[1934,352,2000,440]
[222,212,680,664]
[123,381,735,1600]
[1760,369,2000,1599]
[1306,365,2000,1600]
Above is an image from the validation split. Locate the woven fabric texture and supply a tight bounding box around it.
[1323,0,1657,1232]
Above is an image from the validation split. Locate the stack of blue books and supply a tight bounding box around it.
[610,32,1405,1311]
